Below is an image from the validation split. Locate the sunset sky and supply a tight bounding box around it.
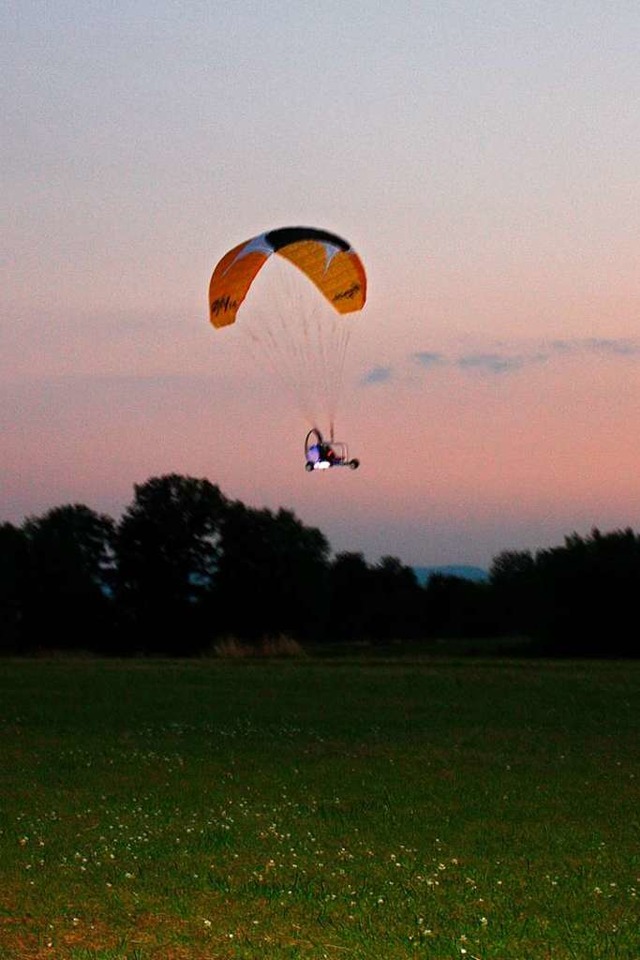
[3,1,639,567]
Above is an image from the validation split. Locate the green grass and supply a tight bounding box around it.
[0,656,638,959]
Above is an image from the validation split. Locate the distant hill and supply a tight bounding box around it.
[413,565,488,585]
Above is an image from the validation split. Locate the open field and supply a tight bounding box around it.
[0,656,638,959]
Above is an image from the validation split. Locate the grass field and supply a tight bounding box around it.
[0,656,638,959]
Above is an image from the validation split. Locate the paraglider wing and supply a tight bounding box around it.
[208,226,366,328]
[208,235,273,328]
[267,227,366,315]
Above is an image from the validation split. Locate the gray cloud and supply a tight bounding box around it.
[412,351,447,369]
[456,352,549,375]
[583,338,640,357]
[384,336,640,388]
[362,365,393,385]
[548,338,640,357]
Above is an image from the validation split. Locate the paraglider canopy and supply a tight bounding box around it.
[209,226,366,328]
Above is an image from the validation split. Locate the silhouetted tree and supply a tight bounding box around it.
[6,468,640,658]
[0,523,30,651]
[327,551,374,640]
[534,528,640,656]
[21,504,116,651]
[367,556,423,641]
[115,474,226,654]
[327,554,425,642]
[422,573,495,639]
[216,503,330,639]
[489,549,537,635]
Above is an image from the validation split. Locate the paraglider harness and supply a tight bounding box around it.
[304,427,359,472]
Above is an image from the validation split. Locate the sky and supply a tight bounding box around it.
[2,0,639,568]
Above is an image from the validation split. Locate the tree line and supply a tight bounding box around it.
[1,473,638,657]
